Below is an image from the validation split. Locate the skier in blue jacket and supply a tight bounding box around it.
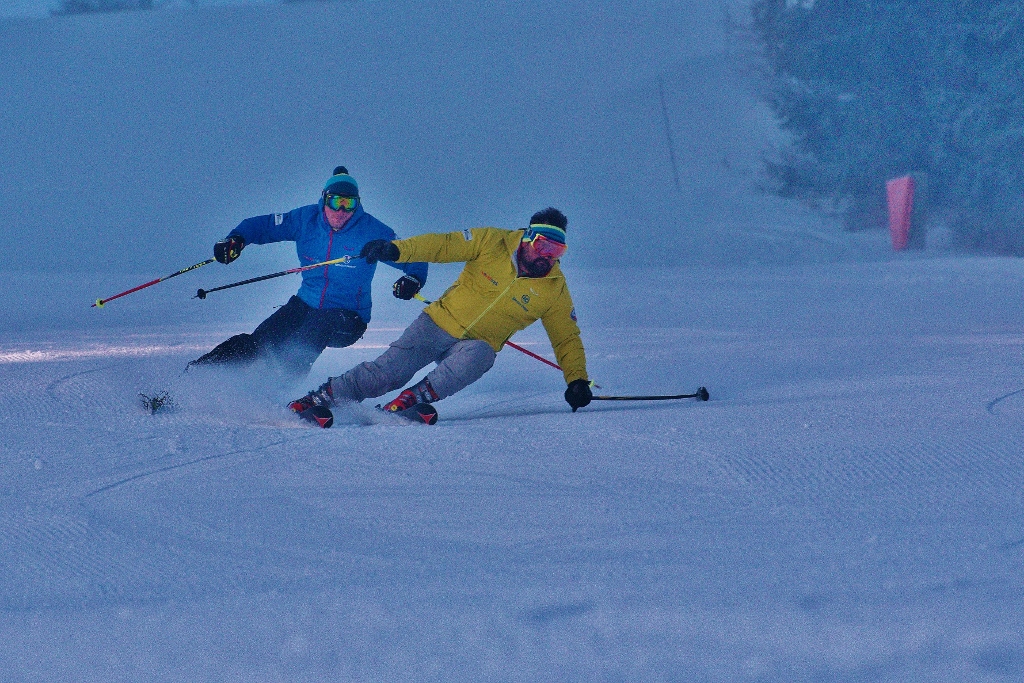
[190,167,428,380]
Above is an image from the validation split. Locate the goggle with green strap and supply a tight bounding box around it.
[522,224,567,259]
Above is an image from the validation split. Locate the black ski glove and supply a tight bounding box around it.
[360,239,400,264]
[392,274,422,300]
[565,379,593,412]
[214,236,245,264]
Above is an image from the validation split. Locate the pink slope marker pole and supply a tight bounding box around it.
[886,175,916,251]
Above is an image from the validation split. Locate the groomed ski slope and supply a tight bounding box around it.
[3,0,1024,679]
[2,257,1024,681]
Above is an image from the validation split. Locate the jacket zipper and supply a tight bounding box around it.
[462,249,551,339]
[461,280,516,339]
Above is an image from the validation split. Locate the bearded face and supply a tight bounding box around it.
[517,240,556,277]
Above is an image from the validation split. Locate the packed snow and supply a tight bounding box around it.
[2,2,1023,681]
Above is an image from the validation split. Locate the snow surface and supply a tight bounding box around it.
[3,2,1024,682]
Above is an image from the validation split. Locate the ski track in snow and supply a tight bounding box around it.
[2,261,1024,680]
[5,2,1024,676]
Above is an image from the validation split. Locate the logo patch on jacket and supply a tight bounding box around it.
[462,229,473,241]
[512,294,532,312]
[570,308,577,322]
[481,271,499,286]
[274,213,284,226]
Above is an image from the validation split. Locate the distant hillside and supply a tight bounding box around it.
[0,0,850,274]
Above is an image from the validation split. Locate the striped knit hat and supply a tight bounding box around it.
[525,224,567,244]
[526,208,568,243]
[322,166,359,197]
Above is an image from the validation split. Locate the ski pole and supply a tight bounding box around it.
[411,294,706,399]
[592,387,710,402]
[506,341,561,370]
[413,293,564,371]
[194,255,355,299]
[93,258,217,308]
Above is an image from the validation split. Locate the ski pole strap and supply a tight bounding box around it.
[93,258,216,307]
[592,387,709,402]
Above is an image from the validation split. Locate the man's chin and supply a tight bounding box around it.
[524,259,553,277]
[324,210,354,230]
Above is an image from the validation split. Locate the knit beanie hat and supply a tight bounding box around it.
[323,166,359,197]
[526,223,567,244]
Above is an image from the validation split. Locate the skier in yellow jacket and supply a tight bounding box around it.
[289,207,593,415]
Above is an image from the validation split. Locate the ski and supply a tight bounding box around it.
[293,402,437,428]
[385,402,439,425]
[296,405,334,429]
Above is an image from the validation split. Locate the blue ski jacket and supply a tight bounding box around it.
[228,204,428,323]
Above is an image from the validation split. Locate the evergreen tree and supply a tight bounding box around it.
[750,0,1024,251]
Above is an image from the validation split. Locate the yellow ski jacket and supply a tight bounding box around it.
[393,227,588,384]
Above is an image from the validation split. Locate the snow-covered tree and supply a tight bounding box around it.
[750,0,1024,252]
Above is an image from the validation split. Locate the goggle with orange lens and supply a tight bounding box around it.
[524,233,567,259]
[522,225,567,259]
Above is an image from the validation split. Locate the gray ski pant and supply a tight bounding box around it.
[329,312,496,402]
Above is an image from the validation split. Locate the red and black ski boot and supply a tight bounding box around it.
[380,388,419,414]
[289,381,335,428]
[379,378,439,425]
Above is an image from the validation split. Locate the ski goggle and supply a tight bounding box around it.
[522,225,567,259]
[324,194,358,212]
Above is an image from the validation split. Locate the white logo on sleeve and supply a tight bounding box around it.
[274,213,284,226]
[462,229,473,241]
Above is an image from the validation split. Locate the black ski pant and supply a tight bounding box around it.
[191,296,366,380]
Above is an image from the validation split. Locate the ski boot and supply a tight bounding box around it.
[289,380,335,428]
[289,380,334,413]
[379,378,439,425]
[381,377,437,412]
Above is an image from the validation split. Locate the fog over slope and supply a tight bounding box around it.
[0,0,855,277]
